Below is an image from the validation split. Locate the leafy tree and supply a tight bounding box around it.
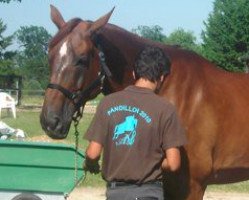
[132,25,166,42]
[0,19,16,75]
[164,28,202,54]
[132,25,203,55]
[202,0,249,72]
[15,26,52,89]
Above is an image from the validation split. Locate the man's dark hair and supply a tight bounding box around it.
[134,46,171,82]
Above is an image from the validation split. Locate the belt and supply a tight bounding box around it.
[107,181,162,188]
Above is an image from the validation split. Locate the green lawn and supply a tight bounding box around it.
[207,181,249,193]
[1,109,249,191]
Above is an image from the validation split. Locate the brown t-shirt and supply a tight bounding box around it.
[84,85,187,183]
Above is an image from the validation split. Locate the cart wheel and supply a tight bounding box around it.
[11,193,42,200]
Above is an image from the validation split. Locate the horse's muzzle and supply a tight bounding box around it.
[40,111,70,139]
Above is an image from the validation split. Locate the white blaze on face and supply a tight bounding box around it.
[60,41,68,58]
[58,41,69,76]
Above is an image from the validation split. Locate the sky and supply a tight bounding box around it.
[0,0,214,42]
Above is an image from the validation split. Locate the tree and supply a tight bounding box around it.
[0,19,16,75]
[132,25,166,42]
[164,28,202,54]
[15,26,52,89]
[202,0,249,72]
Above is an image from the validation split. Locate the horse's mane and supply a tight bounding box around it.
[100,23,202,59]
[49,18,82,49]
[96,23,209,67]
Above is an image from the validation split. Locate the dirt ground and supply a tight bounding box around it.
[68,187,249,200]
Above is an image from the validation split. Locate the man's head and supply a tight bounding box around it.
[134,46,171,82]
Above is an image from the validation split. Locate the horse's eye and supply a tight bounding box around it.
[75,56,89,67]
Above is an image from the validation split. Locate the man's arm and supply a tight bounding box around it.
[84,141,103,174]
[86,141,103,159]
[161,147,181,172]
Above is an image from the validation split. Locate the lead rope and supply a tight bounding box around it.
[73,119,80,186]
[73,107,84,186]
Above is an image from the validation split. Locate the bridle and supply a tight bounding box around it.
[47,43,112,121]
[47,43,111,186]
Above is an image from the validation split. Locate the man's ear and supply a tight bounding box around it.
[132,71,139,80]
[160,75,165,82]
[132,71,136,80]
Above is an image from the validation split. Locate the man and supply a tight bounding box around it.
[84,46,187,200]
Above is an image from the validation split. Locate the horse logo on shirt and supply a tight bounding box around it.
[113,115,138,146]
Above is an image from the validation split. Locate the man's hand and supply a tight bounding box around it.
[162,147,181,172]
[84,141,102,174]
[83,157,100,174]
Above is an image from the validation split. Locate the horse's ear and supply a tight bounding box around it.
[50,5,66,29]
[88,7,115,34]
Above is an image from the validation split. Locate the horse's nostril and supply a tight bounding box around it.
[46,114,61,130]
[54,119,63,131]
[53,116,60,127]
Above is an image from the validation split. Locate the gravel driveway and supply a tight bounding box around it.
[68,187,249,200]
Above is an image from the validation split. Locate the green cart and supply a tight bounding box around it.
[0,140,85,200]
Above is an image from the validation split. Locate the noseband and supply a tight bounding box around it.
[47,44,112,115]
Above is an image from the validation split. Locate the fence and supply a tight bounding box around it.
[19,90,99,113]
[0,75,22,105]
[21,90,45,106]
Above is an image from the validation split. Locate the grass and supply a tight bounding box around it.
[20,93,103,106]
[207,181,249,193]
[1,106,249,191]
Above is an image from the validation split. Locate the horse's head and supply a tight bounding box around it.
[40,5,114,139]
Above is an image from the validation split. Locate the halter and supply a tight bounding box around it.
[47,44,112,119]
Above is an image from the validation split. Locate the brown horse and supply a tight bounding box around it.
[40,5,249,200]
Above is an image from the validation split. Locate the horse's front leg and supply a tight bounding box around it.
[185,141,213,200]
[163,143,213,200]
[186,179,207,200]
[163,147,190,200]
[163,164,209,200]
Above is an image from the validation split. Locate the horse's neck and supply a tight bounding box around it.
[97,24,153,93]
[100,24,150,60]
[97,24,209,101]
